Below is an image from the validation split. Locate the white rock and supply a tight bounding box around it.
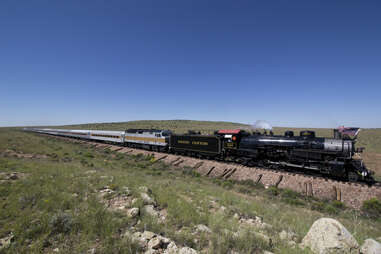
[163,242,178,254]
[144,205,160,218]
[178,246,198,254]
[122,186,131,196]
[141,193,156,205]
[360,238,381,254]
[139,186,152,194]
[239,216,272,230]
[279,230,298,242]
[127,207,140,218]
[141,231,156,241]
[0,233,14,250]
[301,218,359,254]
[53,248,59,252]
[148,236,162,249]
[195,224,212,234]
[254,232,272,247]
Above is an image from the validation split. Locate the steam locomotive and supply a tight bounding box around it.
[26,127,374,183]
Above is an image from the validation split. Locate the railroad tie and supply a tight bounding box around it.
[193,162,204,169]
[224,168,237,179]
[174,160,184,166]
[170,157,181,165]
[308,182,313,197]
[155,155,168,162]
[220,168,232,178]
[275,175,283,188]
[333,186,341,201]
[206,167,215,176]
[256,174,263,184]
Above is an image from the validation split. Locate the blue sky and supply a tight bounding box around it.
[1,0,380,128]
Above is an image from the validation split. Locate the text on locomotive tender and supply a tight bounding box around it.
[178,140,209,145]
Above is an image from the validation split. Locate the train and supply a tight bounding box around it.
[24,126,375,183]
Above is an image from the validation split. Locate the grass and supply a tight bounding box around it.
[1,128,381,253]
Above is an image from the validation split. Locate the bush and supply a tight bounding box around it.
[266,186,279,196]
[49,212,74,234]
[331,200,345,210]
[362,198,381,219]
[311,201,339,214]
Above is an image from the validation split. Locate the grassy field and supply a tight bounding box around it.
[53,120,381,177]
[1,128,381,253]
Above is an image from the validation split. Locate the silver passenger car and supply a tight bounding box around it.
[89,130,124,143]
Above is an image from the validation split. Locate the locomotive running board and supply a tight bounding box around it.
[269,161,320,171]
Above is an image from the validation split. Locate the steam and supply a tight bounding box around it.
[251,120,272,130]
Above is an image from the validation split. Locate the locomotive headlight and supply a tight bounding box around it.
[362,171,367,177]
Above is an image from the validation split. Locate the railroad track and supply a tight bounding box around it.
[35,133,381,210]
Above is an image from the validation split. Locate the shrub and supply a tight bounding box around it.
[362,198,381,219]
[266,186,279,196]
[83,152,94,158]
[222,180,234,190]
[331,200,345,209]
[49,212,74,234]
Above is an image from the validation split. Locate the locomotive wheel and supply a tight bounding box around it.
[347,172,359,182]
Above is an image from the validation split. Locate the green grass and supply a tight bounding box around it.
[1,128,381,253]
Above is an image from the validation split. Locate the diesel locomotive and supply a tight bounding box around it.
[25,126,374,183]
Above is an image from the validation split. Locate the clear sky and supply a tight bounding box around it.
[1,0,380,128]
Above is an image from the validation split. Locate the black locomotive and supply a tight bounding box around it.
[170,128,374,183]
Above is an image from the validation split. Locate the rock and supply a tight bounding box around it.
[360,239,381,254]
[139,186,152,194]
[218,206,227,214]
[239,216,272,230]
[263,251,274,254]
[233,213,241,220]
[148,236,162,249]
[141,193,156,205]
[144,205,160,217]
[376,237,381,242]
[53,248,60,252]
[122,186,131,196]
[99,187,114,197]
[141,231,156,241]
[0,233,14,250]
[279,230,298,242]
[127,208,140,218]
[178,246,198,254]
[195,224,212,234]
[164,242,179,254]
[9,173,18,180]
[254,232,272,247]
[301,218,359,254]
[85,170,96,174]
[287,240,297,248]
[132,198,139,205]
